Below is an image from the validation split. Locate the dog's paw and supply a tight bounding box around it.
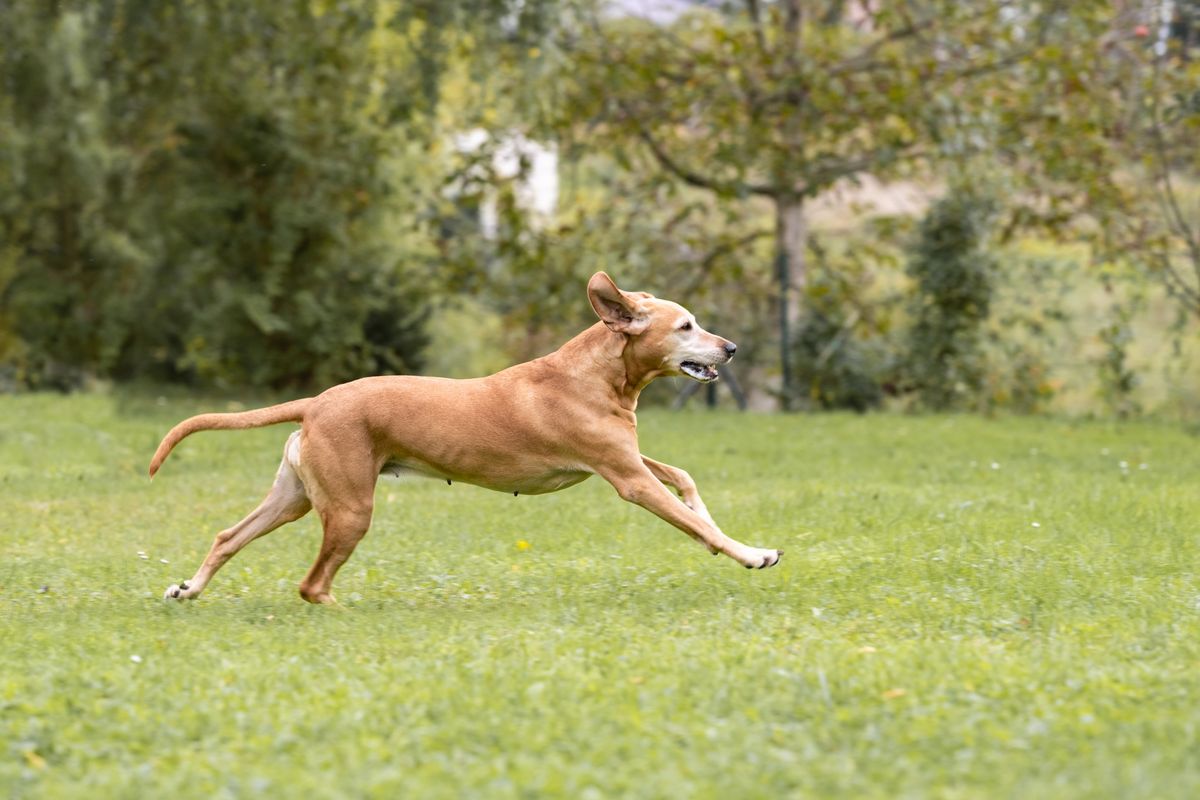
[163,580,199,601]
[741,547,783,570]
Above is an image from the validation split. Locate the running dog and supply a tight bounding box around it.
[150,272,782,603]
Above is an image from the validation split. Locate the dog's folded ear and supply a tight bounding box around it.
[588,272,649,335]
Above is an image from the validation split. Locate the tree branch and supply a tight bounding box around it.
[783,0,802,47]
[744,0,769,60]
[1148,53,1200,290]
[1152,135,1200,257]
[573,7,778,199]
[828,12,937,76]
[801,143,928,194]
[1154,249,1200,312]
[617,100,778,198]
[828,1,1036,78]
[683,230,772,294]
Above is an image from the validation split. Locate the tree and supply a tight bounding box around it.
[0,3,155,386]
[0,0,560,389]
[556,0,1083,409]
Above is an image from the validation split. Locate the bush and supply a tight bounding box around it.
[1096,303,1141,418]
[783,227,907,413]
[904,191,998,410]
[791,306,885,412]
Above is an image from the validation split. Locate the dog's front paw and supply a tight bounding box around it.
[163,580,199,601]
[741,547,783,570]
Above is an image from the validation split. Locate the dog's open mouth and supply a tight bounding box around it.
[680,361,719,383]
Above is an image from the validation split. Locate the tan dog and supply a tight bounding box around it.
[150,272,782,603]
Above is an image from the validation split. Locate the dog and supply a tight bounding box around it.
[150,272,782,603]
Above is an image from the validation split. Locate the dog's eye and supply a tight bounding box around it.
[680,322,692,331]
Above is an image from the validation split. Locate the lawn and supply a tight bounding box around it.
[2,392,1199,798]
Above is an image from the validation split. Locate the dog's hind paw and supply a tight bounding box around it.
[163,580,198,601]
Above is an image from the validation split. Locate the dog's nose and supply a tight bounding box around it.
[724,341,737,356]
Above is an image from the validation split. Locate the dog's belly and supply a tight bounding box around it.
[381,457,592,495]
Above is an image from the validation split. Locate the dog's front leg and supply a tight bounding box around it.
[600,460,781,569]
[641,455,718,531]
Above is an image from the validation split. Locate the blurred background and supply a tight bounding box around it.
[2,0,1198,416]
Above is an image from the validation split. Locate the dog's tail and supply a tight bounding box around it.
[148,398,312,478]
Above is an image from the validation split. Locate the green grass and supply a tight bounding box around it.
[2,393,1199,798]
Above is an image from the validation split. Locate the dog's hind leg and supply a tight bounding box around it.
[297,504,373,605]
[164,431,312,600]
[294,430,378,605]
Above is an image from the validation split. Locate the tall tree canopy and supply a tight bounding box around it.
[554,0,1118,407]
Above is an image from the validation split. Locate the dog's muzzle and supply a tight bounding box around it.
[680,341,735,383]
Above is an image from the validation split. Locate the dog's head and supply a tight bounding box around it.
[587,272,736,384]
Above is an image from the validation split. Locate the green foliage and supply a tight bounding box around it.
[4,394,1200,795]
[791,306,884,412]
[904,191,998,410]
[560,1,1066,199]
[788,230,901,412]
[1131,54,1200,318]
[547,1,1128,410]
[0,0,1193,421]
[979,342,1056,415]
[975,243,1077,415]
[1097,302,1142,419]
[0,1,475,389]
[0,5,143,387]
[133,0,436,387]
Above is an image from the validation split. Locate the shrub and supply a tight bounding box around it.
[904,191,998,410]
[791,306,885,412]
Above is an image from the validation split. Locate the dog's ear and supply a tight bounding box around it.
[588,272,648,334]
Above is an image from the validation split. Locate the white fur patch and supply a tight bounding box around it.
[285,430,303,470]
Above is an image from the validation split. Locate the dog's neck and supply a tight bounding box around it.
[547,323,664,413]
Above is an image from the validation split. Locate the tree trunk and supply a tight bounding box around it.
[775,196,806,411]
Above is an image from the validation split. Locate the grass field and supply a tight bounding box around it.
[2,393,1199,798]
